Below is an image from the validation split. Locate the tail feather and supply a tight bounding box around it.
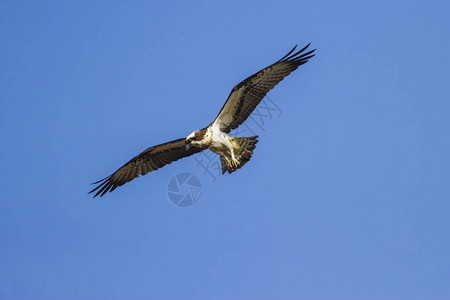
[220,156,228,175]
[220,136,258,174]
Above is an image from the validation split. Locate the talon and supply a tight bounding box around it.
[232,158,239,168]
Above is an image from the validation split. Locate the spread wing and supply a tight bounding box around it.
[213,43,315,133]
[89,138,204,197]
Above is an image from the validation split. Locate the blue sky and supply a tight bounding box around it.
[1,0,449,299]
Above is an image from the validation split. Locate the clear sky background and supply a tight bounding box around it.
[1,0,449,299]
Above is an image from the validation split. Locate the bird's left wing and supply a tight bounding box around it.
[213,44,315,133]
[89,138,204,197]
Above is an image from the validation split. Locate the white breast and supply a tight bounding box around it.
[209,123,232,154]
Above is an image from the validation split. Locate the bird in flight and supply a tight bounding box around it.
[90,43,315,197]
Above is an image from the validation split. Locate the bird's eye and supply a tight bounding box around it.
[185,139,189,144]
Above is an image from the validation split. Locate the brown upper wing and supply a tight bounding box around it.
[89,138,204,197]
[213,44,315,133]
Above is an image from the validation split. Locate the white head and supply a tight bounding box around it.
[184,129,207,150]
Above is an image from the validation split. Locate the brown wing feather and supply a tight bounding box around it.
[89,138,204,197]
[214,44,315,133]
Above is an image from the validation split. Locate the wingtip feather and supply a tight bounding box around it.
[89,175,113,198]
[276,44,299,62]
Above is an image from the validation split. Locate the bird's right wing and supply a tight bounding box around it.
[89,138,204,197]
[213,44,315,133]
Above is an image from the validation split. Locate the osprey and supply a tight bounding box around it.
[90,44,315,197]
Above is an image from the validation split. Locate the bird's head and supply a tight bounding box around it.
[185,129,207,150]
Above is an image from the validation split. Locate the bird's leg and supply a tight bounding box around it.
[223,156,233,170]
[230,148,240,168]
[222,135,240,169]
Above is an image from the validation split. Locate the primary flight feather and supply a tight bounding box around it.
[90,44,315,197]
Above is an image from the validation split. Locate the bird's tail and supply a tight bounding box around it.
[220,136,258,174]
